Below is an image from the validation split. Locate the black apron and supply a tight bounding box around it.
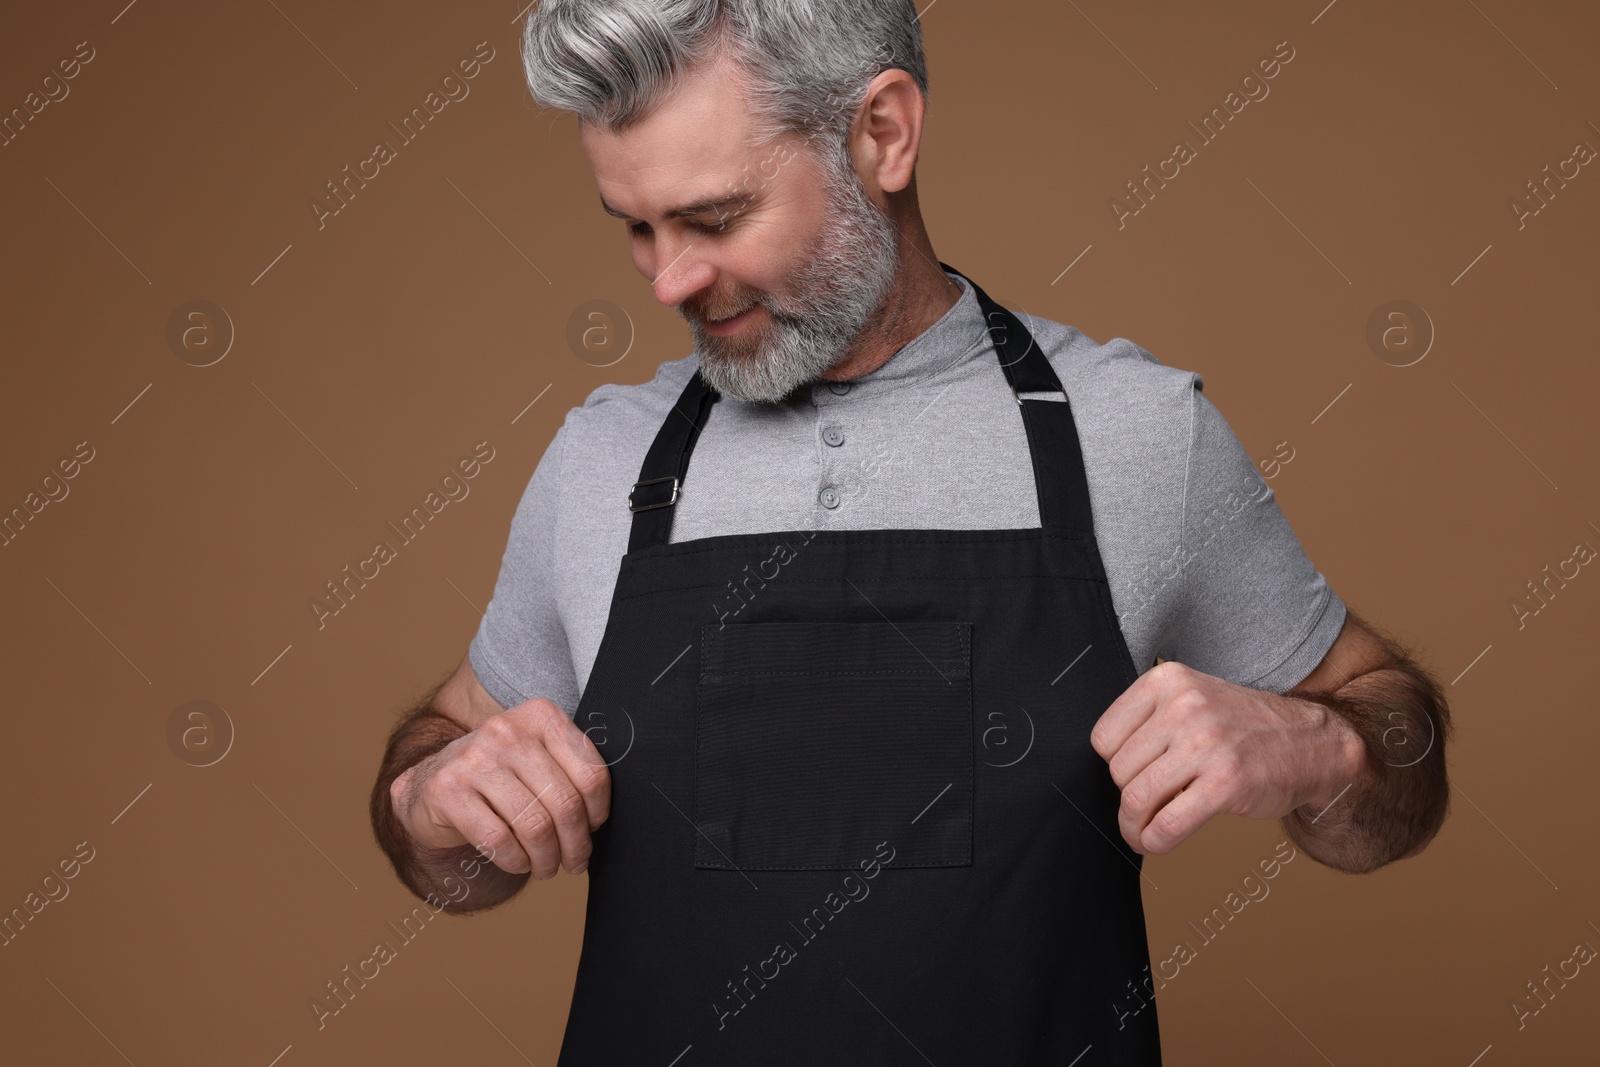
[556,265,1162,1065]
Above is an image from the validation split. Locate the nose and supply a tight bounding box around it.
[647,233,716,308]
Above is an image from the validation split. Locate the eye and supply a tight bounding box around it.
[628,221,651,237]
[691,217,732,235]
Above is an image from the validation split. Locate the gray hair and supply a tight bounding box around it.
[520,0,929,155]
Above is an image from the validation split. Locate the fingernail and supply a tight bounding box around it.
[572,862,587,875]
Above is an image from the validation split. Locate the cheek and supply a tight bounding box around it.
[725,238,799,296]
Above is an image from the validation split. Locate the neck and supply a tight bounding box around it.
[818,229,962,382]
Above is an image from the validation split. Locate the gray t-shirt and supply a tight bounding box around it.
[469,269,1345,715]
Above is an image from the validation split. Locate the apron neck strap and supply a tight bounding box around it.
[625,265,1096,553]
[944,262,1098,541]
[625,368,720,554]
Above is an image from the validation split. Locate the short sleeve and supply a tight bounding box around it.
[1157,378,1346,693]
[468,422,582,715]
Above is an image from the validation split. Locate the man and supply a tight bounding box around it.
[370,1,1451,1062]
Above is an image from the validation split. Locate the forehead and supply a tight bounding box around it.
[580,52,777,215]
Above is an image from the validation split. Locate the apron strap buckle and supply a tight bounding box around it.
[1010,383,1069,406]
[628,475,680,512]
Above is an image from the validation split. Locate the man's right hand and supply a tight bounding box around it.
[391,663,611,880]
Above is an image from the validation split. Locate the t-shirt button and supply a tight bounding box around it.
[827,381,852,396]
[818,487,841,509]
[822,426,845,447]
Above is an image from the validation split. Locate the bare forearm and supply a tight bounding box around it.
[369,694,530,913]
[1282,662,1453,872]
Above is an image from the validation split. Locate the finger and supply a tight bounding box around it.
[1118,755,1199,854]
[1136,780,1221,855]
[1090,663,1170,760]
[445,789,533,875]
[476,764,569,879]
[541,708,613,832]
[496,716,598,876]
[1104,719,1171,791]
[505,764,595,883]
[477,713,592,877]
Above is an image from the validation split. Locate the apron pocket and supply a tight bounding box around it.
[694,619,973,870]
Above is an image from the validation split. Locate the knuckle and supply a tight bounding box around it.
[531,699,568,729]
[1174,689,1209,719]
[570,756,612,794]
[1104,755,1127,788]
[479,713,518,745]
[429,760,474,801]
[575,728,610,766]
[550,788,589,826]
[518,805,556,843]
[1152,807,1186,841]
[477,828,521,868]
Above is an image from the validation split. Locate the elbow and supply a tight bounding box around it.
[1394,778,1452,863]
[1356,774,1453,873]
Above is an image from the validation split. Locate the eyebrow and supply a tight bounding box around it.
[599,190,755,223]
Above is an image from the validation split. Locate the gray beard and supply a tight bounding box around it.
[686,160,902,404]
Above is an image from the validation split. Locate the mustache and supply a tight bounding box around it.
[683,296,762,324]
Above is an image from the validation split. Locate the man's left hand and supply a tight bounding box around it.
[1088,660,1361,856]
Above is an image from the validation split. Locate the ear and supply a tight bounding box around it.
[848,69,925,196]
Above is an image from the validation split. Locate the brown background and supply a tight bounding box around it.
[1,0,1596,1063]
